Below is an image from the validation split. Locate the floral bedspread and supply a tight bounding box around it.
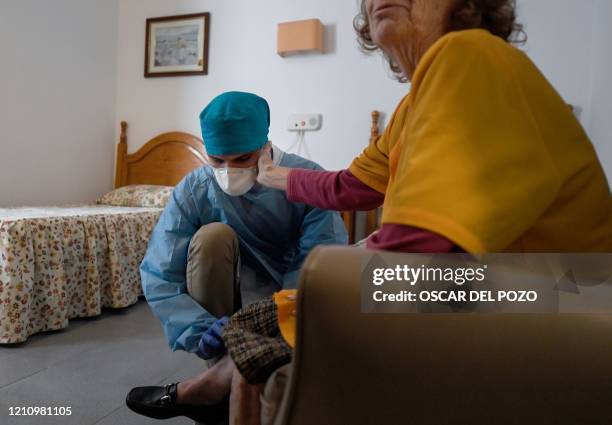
[0,205,162,344]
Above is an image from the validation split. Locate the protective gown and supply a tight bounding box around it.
[140,146,348,352]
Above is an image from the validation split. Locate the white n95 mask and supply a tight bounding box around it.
[213,166,258,197]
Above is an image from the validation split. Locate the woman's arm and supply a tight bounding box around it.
[266,166,458,252]
[257,145,384,211]
[287,168,384,211]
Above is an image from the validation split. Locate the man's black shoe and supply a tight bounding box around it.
[126,383,229,423]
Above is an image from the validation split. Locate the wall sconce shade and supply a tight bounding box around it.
[277,19,324,57]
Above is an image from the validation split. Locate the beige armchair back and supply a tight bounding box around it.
[273,246,612,425]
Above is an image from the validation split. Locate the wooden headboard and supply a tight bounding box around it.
[114,121,206,188]
[114,114,382,242]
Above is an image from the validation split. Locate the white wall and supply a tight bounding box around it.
[588,0,612,186]
[517,0,612,183]
[115,0,405,171]
[499,0,612,185]
[0,0,118,207]
[517,0,596,127]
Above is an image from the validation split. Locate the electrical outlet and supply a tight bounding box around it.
[287,114,322,131]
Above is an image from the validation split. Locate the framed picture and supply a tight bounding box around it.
[145,12,210,78]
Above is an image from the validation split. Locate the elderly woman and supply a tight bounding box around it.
[262,1,612,254]
[128,0,612,423]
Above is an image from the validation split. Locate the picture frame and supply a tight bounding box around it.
[144,12,210,78]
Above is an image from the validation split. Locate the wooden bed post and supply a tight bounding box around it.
[365,110,381,237]
[342,212,356,245]
[370,110,380,143]
[114,121,128,188]
[343,111,382,244]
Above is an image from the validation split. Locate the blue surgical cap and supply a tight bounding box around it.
[199,91,270,155]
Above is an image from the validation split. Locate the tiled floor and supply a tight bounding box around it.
[0,300,205,425]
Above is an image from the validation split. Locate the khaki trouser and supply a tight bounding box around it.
[186,222,242,318]
[187,223,287,425]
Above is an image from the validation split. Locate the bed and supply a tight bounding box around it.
[0,113,381,345]
[0,123,206,344]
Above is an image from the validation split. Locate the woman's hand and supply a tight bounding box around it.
[257,143,290,191]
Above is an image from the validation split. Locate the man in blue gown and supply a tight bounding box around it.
[140,91,348,362]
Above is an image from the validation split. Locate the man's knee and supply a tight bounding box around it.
[189,222,238,261]
[186,223,240,316]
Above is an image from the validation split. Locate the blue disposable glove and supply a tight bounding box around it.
[197,316,229,360]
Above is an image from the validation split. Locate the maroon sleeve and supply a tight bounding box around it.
[287,169,384,211]
[367,224,460,253]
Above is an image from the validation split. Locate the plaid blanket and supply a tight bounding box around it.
[223,297,292,384]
